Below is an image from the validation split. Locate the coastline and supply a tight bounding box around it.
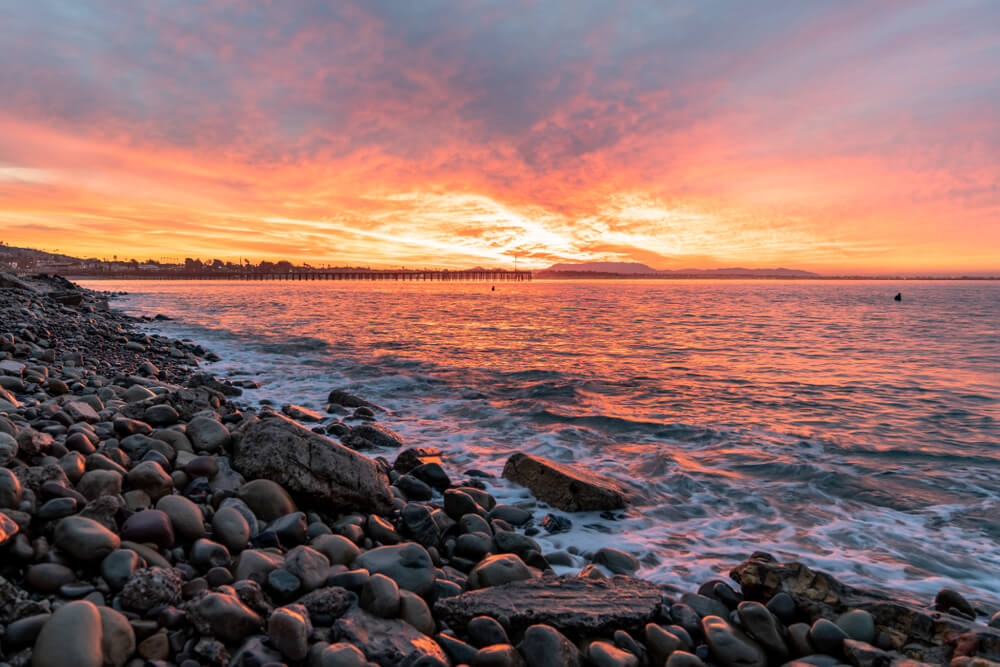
[0,273,998,666]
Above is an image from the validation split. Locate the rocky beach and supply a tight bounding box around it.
[0,273,998,667]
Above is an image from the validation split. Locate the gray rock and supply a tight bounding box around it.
[126,460,173,500]
[521,623,581,667]
[473,644,521,666]
[76,469,123,500]
[702,615,766,667]
[362,572,401,618]
[234,549,285,584]
[344,422,405,449]
[435,574,664,640]
[6,614,50,648]
[666,652,706,667]
[468,553,537,589]
[121,509,174,549]
[319,642,369,667]
[737,601,788,660]
[285,545,330,592]
[187,416,231,452]
[298,586,355,621]
[836,609,875,643]
[593,547,639,575]
[399,589,435,635]
[934,588,975,618]
[842,639,891,667]
[238,478,297,522]
[333,606,449,667]
[502,452,627,512]
[32,600,103,667]
[212,505,251,552]
[588,640,638,667]
[98,606,136,667]
[232,414,394,515]
[0,432,17,466]
[25,563,75,592]
[312,533,361,566]
[64,400,100,423]
[808,618,848,656]
[102,549,143,590]
[144,403,179,427]
[645,623,683,666]
[119,567,183,612]
[268,603,313,661]
[156,494,205,541]
[0,511,18,546]
[187,591,263,643]
[354,542,436,596]
[54,515,121,561]
[190,538,231,569]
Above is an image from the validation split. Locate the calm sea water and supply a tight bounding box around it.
[84,279,1000,602]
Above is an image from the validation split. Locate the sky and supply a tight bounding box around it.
[0,1,998,273]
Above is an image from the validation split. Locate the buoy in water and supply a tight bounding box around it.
[894,292,902,301]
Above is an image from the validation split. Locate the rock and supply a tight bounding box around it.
[0,511,18,546]
[333,606,449,667]
[0,432,17,465]
[285,545,330,592]
[186,416,231,452]
[121,509,175,549]
[268,568,302,600]
[25,563,75,592]
[32,600,103,667]
[319,642,369,667]
[187,591,263,643]
[808,618,848,655]
[126,460,173,500]
[344,422,405,449]
[540,513,573,534]
[232,413,394,515]
[410,462,451,490]
[737,601,787,660]
[354,542,436,596]
[468,553,537,589]
[269,510,308,545]
[327,389,381,410]
[935,588,976,618]
[645,623,683,665]
[521,623,581,667]
[837,609,876,643]
[269,603,313,661]
[665,652,706,667]
[702,615,766,667]
[312,533,362,566]
[238,478,297,521]
[233,549,285,584]
[399,589,435,635]
[502,453,627,512]
[102,549,143,590]
[593,547,639,575]
[119,567,183,612]
[298,586,355,622]
[64,400,100,423]
[77,469,123,500]
[282,404,325,422]
[6,614,50,648]
[362,573,401,618]
[144,404,179,427]
[0,467,23,508]
[212,505,251,552]
[230,636,284,666]
[842,639,892,667]
[436,574,664,640]
[473,644,522,666]
[98,606,136,667]
[54,515,121,561]
[156,494,205,541]
[588,640,638,667]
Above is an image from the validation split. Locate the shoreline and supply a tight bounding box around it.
[0,272,998,666]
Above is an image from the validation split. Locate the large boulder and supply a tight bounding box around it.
[232,414,393,516]
[434,572,665,639]
[502,453,627,512]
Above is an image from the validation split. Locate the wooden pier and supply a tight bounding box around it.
[65,269,532,282]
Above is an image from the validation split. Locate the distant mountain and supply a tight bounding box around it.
[543,261,659,274]
[539,262,821,278]
[0,244,81,263]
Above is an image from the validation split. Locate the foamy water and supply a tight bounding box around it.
[84,279,1000,603]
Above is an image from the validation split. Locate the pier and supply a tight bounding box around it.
[63,268,532,282]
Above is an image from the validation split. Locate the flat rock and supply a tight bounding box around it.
[434,573,665,639]
[502,452,627,512]
[232,413,394,516]
[333,606,448,667]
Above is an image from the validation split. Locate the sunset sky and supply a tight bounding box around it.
[0,1,997,273]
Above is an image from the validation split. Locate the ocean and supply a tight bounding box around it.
[83,278,1000,602]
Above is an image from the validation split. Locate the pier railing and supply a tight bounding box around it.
[63,269,532,282]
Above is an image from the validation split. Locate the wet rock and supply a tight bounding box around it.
[702,615,766,667]
[399,589,435,635]
[468,553,537,589]
[521,623,581,667]
[842,638,892,667]
[593,547,640,575]
[808,618,849,655]
[588,640,638,667]
[354,542,436,596]
[410,462,451,490]
[502,452,627,512]
[665,652,706,667]
[540,513,573,534]
[473,643,522,666]
[238,478,297,521]
[285,545,330,592]
[282,404,324,422]
[327,389,381,410]
[646,623,683,665]
[435,573,664,639]
[362,572,401,618]
[935,588,976,618]
[232,413,394,515]
[54,515,121,560]
[32,600,103,667]
[333,606,449,667]
[836,609,876,643]
[344,422,405,449]
[737,601,787,660]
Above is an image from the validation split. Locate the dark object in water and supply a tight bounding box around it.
[492,285,496,291]
[894,292,902,301]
